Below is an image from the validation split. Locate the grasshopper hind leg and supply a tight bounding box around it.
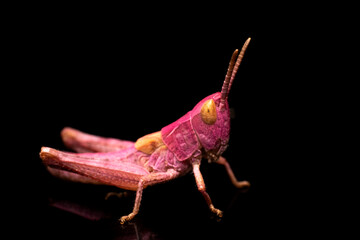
[119,169,180,224]
[61,127,134,153]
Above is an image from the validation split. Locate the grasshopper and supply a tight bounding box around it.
[40,38,251,224]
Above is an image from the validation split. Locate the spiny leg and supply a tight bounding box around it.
[216,156,250,189]
[119,169,180,224]
[192,161,223,217]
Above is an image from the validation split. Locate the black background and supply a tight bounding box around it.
[5,6,327,239]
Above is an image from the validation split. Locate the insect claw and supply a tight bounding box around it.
[119,213,136,224]
[119,216,130,224]
[216,209,223,218]
[209,204,223,218]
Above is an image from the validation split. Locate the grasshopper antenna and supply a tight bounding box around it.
[220,38,251,109]
[228,37,251,93]
[220,49,239,109]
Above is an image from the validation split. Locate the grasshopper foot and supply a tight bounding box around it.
[209,204,223,218]
[119,213,136,224]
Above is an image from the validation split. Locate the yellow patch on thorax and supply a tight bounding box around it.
[134,131,164,154]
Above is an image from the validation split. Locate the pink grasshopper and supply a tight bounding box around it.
[40,38,251,224]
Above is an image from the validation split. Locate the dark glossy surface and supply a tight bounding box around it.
[31,168,262,240]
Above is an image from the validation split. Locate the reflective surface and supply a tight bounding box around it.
[27,168,264,240]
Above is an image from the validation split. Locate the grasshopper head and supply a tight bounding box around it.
[190,38,251,162]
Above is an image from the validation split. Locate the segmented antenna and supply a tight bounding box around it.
[220,49,239,109]
[228,37,251,93]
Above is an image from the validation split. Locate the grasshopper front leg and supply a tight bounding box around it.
[216,156,250,189]
[119,169,180,224]
[192,160,223,217]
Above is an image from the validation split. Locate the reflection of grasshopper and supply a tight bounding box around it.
[41,38,251,224]
[49,195,157,239]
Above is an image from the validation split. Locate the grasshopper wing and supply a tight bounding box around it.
[40,146,150,191]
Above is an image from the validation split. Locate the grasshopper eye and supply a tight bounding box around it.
[200,99,217,125]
